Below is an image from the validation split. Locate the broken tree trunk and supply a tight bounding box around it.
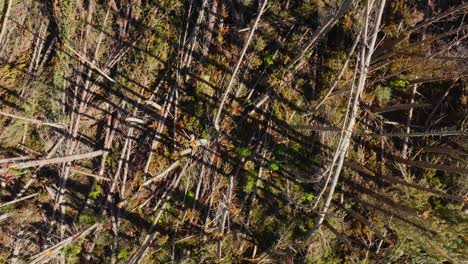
[0,0,12,45]
[214,0,268,131]
[308,0,387,246]
[0,150,104,173]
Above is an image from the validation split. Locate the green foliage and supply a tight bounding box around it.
[388,79,410,88]
[263,53,274,66]
[89,184,103,200]
[0,204,14,214]
[303,193,314,204]
[373,85,392,104]
[0,120,27,147]
[201,130,209,140]
[95,232,112,247]
[116,249,129,260]
[79,211,97,225]
[63,243,82,258]
[186,190,195,200]
[321,252,342,264]
[428,175,443,188]
[274,144,288,156]
[290,142,302,153]
[269,160,280,171]
[244,170,257,193]
[182,116,201,132]
[236,147,252,158]
[7,168,30,176]
[254,36,267,51]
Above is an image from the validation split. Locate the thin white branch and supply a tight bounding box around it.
[0,150,103,173]
[310,0,387,240]
[145,100,162,110]
[0,155,34,164]
[0,193,38,208]
[0,0,12,45]
[125,117,147,125]
[0,111,66,129]
[143,160,180,186]
[70,168,111,181]
[29,223,100,264]
[214,0,268,131]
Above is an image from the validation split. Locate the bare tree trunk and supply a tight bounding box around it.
[308,0,387,248]
[0,0,12,45]
[0,150,104,173]
[128,162,190,264]
[29,223,100,264]
[214,0,268,131]
[374,102,430,113]
[0,193,38,208]
[15,137,65,198]
[389,153,468,175]
[202,0,218,56]
[0,111,66,129]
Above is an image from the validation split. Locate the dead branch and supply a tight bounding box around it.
[143,160,185,186]
[288,0,354,70]
[214,0,268,131]
[373,103,430,113]
[0,212,12,222]
[0,111,66,129]
[0,155,34,164]
[15,137,65,198]
[313,28,362,110]
[389,154,468,175]
[29,223,100,264]
[0,193,38,208]
[70,168,111,181]
[0,0,12,45]
[0,150,103,173]
[309,0,387,242]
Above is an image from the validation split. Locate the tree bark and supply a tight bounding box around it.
[0,0,12,45]
[214,0,268,131]
[0,150,103,173]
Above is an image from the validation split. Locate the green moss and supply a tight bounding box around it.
[201,130,210,140]
[0,205,14,214]
[186,190,195,200]
[289,142,302,153]
[63,242,82,258]
[254,36,267,51]
[388,79,409,88]
[8,168,31,176]
[263,53,274,66]
[244,170,257,193]
[321,252,342,264]
[274,144,288,156]
[373,85,392,104]
[269,160,280,171]
[89,184,103,200]
[236,147,252,158]
[95,232,112,247]
[79,211,97,225]
[303,193,314,204]
[116,249,129,260]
